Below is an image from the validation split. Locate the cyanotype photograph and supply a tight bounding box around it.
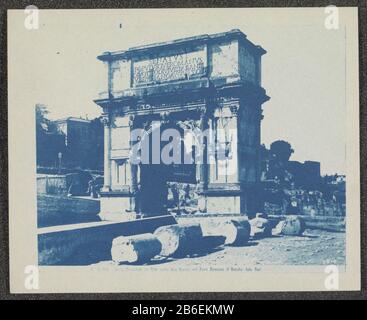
[7,7,360,293]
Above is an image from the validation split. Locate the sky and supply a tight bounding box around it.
[9,8,348,175]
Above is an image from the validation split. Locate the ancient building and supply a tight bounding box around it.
[94,29,270,221]
[54,117,101,170]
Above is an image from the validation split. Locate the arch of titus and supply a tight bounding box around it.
[94,29,270,221]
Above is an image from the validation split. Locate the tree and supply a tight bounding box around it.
[263,140,295,183]
[35,104,49,133]
[35,104,65,168]
[270,140,294,164]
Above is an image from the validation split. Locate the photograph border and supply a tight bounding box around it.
[1,0,366,300]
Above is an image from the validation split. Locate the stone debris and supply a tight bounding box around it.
[199,235,226,249]
[108,214,342,266]
[200,217,251,246]
[154,223,203,257]
[249,215,273,239]
[224,219,251,245]
[111,233,162,264]
[271,215,306,237]
[280,215,306,236]
[272,220,286,236]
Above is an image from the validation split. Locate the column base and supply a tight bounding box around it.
[101,186,111,192]
[99,191,134,222]
[199,195,241,214]
[98,211,139,222]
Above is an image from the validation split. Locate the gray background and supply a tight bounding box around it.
[0,0,365,300]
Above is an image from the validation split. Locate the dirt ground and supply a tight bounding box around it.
[37,195,345,267]
[94,229,345,269]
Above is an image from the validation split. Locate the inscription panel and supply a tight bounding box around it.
[133,48,206,85]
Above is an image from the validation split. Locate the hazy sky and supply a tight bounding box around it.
[10,9,347,175]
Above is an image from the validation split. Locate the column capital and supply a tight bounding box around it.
[199,107,210,129]
[128,115,136,128]
[101,114,111,127]
[159,111,170,125]
[199,106,207,117]
[229,105,239,117]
